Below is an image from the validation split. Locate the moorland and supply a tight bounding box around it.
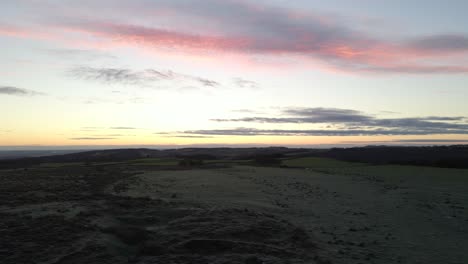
[1,146,467,263]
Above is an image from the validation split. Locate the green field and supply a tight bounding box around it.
[127,158,180,166]
[39,162,84,168]
[282,157,366,168]
[204,159,251,164]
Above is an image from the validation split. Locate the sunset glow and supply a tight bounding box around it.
[2,0,468,149]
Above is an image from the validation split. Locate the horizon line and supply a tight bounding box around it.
[1,142,468,151]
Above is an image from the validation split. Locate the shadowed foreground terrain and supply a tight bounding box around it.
[1,147,467,263]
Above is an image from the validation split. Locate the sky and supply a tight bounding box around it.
[1,0,468,149]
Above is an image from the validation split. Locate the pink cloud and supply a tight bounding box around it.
[1,0,468,74]
[57,19,468,74]
[0,24,53,40]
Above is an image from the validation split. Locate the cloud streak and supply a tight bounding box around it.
[0,86,45,96]
[341,139,468,145]
[68,66,221,88]
[395,139,468,143]
[408,35,468,53]
[110,127,137,130]
[172,107,468,137]
[212,108,373,124]
[61,1,468,74]
[165,135,214,139]
[233,78,259,89]
[69,137,116,140]
[212,107,468,130]
[2,1,468,74]
[179,128,468,137]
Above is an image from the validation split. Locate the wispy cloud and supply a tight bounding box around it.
[110,127,137,130]
[69,137,116,140]
[233,78,259,89]
[55,3,468,74]
[408,35,468,53]
[212,107,468,129]
[179,128,468,137]
[341,139,468,144]
[68,66,221,88]
[3,1,468,74]
[94,134,131,137]
[0,86,45,96]
[395,139,468,143]
[231,109,264,114]
[171,107,468,137]
[69,67,158,86]
[194,78,219,87]
[164,135,214,138]
[212,108,373,123]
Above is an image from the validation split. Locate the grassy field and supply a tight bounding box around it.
[204,159,251,165]
[2,152,468,263]
[282,157,366,168]
[37,158,250,168]
[126,158,180,166]
[113,164,468,264]
[39,162,84,168]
